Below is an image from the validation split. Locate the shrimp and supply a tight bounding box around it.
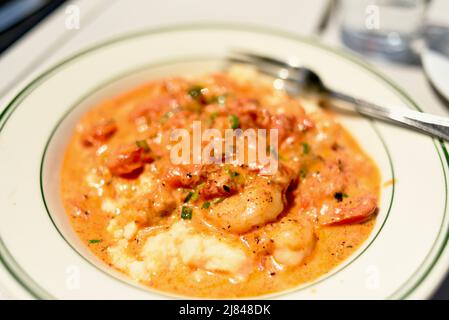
[243,216,316,268]
[148,184,177,218]
[81,118,117,146]
[267,217,316,267]
[228,98,313,142]
[318,194,378,226]
[298,161,347,208]
[162,164,202,188]
[203,178,285,234]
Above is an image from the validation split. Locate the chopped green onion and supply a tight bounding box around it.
[185,187,200,203]
[224,165,240,178]
[136,140,150,152]
[302,143,310,155]
[197,182,205,189]
[184,191,194,203]
[202,201,211,209]
[88,239,102,244]
[211,197,224,205]
[187,85,204,99]
[231,171,240,178]
[191,189,199,201]
[209,95,227,106]
[299,168,307,179]
[229,114,240,129]
[224,165,244,184]
[181,206,193,219]
[160,111,174,124]
[209,111,219,122]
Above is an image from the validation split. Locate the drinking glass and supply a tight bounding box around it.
[340,0,428,64]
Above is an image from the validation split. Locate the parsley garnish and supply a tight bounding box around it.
[187,86,204,100]
[136,140,150,152]
[202,201,211,209]
[224,165,240,178]
[302,143,310,155]
[229,114,240,129]
[209,111,219,122]
[181,206,193,219]
[211,197,224,204]
[184,191,194,203]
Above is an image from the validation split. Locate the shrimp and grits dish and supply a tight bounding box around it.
[61,65,380,298]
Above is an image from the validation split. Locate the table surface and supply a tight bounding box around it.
[0,0,448,299]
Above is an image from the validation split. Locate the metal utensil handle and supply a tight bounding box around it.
[330,90,449,142]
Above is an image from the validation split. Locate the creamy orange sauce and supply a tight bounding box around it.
[61,66,380,298]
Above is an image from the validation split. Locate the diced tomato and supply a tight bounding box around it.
[229,98,314,142]
[163,164,240,199]
[270,114,296,142]
[162,164,202,188]
[229,99,270,129]
[199,166,238,199]
[129,95,174,121]
[106,144,152,177]
[319,194,378,226]
[81,119,117,146]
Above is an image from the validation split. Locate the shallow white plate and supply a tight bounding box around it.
[0,24,448,300]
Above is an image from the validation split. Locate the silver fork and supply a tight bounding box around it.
[229,51,449,142]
